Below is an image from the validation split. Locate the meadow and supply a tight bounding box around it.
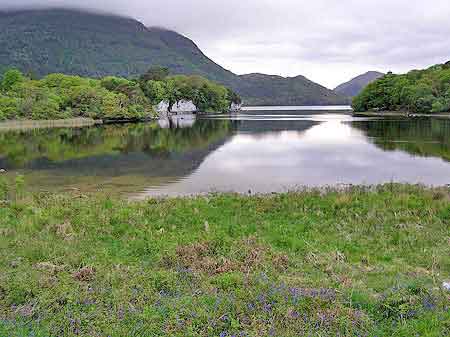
[0,183,449,336]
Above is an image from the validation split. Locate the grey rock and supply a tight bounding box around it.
[443,281,450,291]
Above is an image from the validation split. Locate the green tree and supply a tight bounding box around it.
[1,69,25,91]
[0,95,20,120]
[142,80,167,105]
[139,66,170,83]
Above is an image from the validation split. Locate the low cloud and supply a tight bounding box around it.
[3,0,450,87]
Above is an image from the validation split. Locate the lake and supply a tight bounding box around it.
[1,106,450,198]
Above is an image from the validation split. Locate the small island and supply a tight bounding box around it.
[352,61,450,115]
[0,66,242,123]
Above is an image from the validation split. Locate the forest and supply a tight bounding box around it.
[0,67,241,121]
[352,61,450,113]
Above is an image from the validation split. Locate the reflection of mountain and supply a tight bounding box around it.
[0,120,233,178]
[231,119,318,135]
[351,119,450,162]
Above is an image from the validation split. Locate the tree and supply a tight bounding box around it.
[1,69,25,91]
[142,80,167,105]
[139,66,170,83]
[0,95,20,120]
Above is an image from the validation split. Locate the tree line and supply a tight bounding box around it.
[352,61,450,113]
[0,67,241,121]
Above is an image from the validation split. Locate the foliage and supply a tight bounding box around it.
[353,62,450,113]
[0,67,239,119]
[139,72,240,112]
[0,69,154,121]
[0,185,449,336]
[0,69,25,91]
[139,66,170,83]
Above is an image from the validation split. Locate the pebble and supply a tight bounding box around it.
[443,281,450,291]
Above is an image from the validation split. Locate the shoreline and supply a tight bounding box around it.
[353,111,450,119]
[0,117,103,131]
[0,110,237,131]
[2,109,450,132]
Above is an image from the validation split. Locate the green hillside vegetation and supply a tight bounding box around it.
[0,9,348,106]
[353,61,450,113]
[237,73,349,106]
[0,69,153,121]
[0,68,239,121]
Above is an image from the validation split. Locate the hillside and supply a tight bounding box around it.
[334,71,384,97]
[352,62,450,113]
[237,73,348,106]
[0,9,348,106]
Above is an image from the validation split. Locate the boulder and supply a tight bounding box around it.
[154,101,170,117]
[154,100,198,116]
[171,100,197,113]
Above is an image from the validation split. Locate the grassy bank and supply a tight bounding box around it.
[0,118,101,131]
[0,185,449,336]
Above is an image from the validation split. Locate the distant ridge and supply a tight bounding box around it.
[334,71,384,97]
[0,9,348,106]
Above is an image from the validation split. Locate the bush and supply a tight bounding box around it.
[0,69,25,91]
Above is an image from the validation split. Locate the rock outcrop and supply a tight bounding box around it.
[154,100,197,116]
[171,100,197,113]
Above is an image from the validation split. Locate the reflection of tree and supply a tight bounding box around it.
[0,119,232,169]
[352,119,450,162]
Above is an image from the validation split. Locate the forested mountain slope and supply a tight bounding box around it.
[0,9,348,105]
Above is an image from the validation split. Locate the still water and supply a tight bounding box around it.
[1,106,450,198]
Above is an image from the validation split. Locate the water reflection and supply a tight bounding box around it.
[0,118,233,195]
[1,110,450,197]
[352,118,450,162]
[138,116,450,197]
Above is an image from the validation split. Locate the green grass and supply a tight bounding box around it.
[1,185,449,336]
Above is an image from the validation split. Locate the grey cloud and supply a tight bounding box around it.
[2,0,450,87]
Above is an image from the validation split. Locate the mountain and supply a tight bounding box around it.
[334,71,384,97]
[236,73,348,106]
[0,9,348,106]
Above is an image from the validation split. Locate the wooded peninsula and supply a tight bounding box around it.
[0,67,241,121]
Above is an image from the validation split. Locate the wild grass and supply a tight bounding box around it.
[0,184,449,336]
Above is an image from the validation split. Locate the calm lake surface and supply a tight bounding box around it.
[1,106,450,198]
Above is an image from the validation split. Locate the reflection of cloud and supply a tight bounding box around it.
[139,119,450,197]
[301,120,365,144]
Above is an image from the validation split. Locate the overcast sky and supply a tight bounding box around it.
[3,0,450,88]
